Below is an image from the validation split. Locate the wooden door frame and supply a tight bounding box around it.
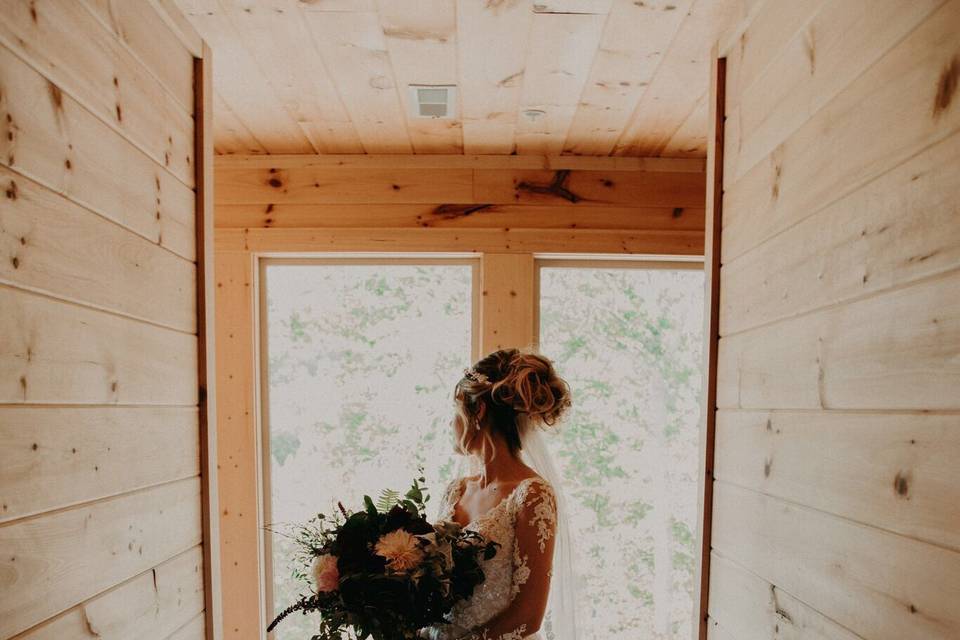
[693,51,726,640]
[194,42,222,640]
[212,166,714,636]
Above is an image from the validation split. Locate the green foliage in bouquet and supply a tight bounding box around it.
[268,473,499,640]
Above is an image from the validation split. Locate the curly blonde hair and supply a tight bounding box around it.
[454,348,572,457]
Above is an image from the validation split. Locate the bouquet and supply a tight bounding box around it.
[268,473,498,640]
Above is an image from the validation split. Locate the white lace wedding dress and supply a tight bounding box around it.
[426,476,558,640]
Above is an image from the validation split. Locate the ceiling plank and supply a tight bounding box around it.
[377,0,462,154]
[301,9,413,153]
[176,0,315,152]
[516,12,607,155]
[661,91,709,157]
[213,91,266,154]
[455,0,534,154]
[219,0,364,154]
[563,0,694,155]
[613,0,741,156]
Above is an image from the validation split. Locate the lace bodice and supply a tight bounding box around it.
[432,475,557,639]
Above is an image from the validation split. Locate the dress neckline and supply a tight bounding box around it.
[448,475,543,529]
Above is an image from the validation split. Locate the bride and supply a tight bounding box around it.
[425,349,577,640]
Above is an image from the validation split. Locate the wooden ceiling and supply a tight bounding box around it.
[176,0,745,157]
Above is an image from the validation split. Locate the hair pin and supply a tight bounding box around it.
[462,368,489,384]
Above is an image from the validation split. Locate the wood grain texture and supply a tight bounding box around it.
[215,227,704,256]
[614,0,741,156]
[0,478,203,639]
[708,552,861,640]
[720,129,960,336]
[723,0,944,188]
[0,166,197,332]
[0,0,195,186]
[0,285,198,405]
[721,0,960,262]
[716,268,960,411]
[379,0,461,154]
[715,409,960,551]
[514,12,606,155]
[13,546,204,640]
[0,43,196,261]
[213,251,261,639]
[215,154,707,171]
[564,0,693,156]
[216,166,706,207]
[175,0,743,156]
[217,0,363,154]
[82,0,196,112]
[215,203,705,231]
[0,406,199,524]
[480,253,535,353]
[712,481,960,640]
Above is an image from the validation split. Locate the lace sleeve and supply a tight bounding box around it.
[459,478,557,640]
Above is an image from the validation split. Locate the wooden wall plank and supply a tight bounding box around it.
[214,203,706,231]
[724,0,945,188]
[215,154,707,171]
[0,407,199,524]
[721,1,960,262]
[165,614,206,640]
[712,481,960,640]
[215,167,473,205]
[215,227,704,256]
[455,0,532,154]
[0,167,197,332]
[213,251,261,639]
[716,268,960,411]
[0,43,196,261]
[82,0,196,113]
[707,552,862,640]
[481,253,535,353]
[721,0,828,115]
[0,0,195,187]
[0,478,203,639]
[379,0,462,154]
[14,545,204,640]
[149,0,206,58]
[0,285,198,405]
[715,409,960,552]
[719,129,960,336]
[564,0,692,155]
[514,12,606,155]
[473,169,706,207]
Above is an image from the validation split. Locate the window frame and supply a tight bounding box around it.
[256,256,481,627]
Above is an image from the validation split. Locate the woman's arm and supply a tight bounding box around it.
[460,480,558,640]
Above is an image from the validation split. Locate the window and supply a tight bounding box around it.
[537,262,704,640]
[260,259,477,639]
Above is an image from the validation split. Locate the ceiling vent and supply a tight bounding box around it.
[409,85,457,119]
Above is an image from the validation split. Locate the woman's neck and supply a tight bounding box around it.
[475,434,527,487]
